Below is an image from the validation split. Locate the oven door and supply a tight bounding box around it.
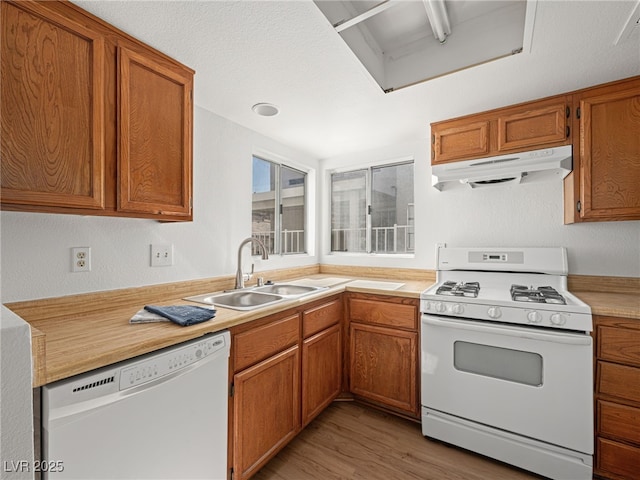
[421,314,593,454]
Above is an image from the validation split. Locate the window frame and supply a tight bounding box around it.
[328,157,414,256]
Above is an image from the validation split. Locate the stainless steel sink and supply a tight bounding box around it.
[184,283,327,311]
[184,291,283,311]
[253,284,324,296]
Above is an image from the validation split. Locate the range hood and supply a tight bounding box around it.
[432,145,572,190]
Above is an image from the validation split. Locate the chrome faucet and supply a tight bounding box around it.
[235,237,269,289]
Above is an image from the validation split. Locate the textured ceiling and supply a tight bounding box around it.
[73,0,640,160]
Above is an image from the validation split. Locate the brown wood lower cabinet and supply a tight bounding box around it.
[230,296,343,480]
[302,323,341,426]
[350,322,418,415]
[595,315,640,480]
[347,293,420,419]
[232,346,300,480]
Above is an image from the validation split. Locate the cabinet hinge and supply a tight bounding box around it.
[576,107,581,119]
[566,126,570,138]
[566,106,570,118]
[367,205,372,215]
[230,468,234,480]
[230,383,234,397]
[577,200,581,213]
[279,204,283,215]
[431,134,435,144]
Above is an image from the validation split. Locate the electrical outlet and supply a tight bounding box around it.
[151,244,173,267]
[72,247,91,272]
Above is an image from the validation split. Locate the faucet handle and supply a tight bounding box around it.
[243,263,255,282]
[257,277,264,287]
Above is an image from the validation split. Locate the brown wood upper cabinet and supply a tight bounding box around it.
[0,0,194,221]
[564,76,640,223]
[431,95,571,165]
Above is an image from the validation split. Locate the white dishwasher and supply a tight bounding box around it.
[42,331,230,480]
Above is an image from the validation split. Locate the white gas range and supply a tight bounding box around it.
[421,247,593,480]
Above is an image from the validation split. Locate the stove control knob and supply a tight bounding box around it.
[435,302,446,313]
[550,313,567,326]
[424,301,432,311]
[487,306,502,319]
[527,311,542,323]
[452,304,464,315]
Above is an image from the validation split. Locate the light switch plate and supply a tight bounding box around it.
[151,244,173,267]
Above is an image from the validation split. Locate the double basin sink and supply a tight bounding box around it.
[184,283,327,311]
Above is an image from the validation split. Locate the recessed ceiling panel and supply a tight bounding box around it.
[315,0,531,92]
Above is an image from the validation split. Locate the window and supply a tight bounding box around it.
[252,156,306,254]
[331,161,414,254]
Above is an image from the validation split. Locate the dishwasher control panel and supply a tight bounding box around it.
[119,334,227,390]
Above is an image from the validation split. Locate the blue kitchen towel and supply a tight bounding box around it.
[144,305,216,326]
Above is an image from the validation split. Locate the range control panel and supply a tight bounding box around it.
[119,335,227,391]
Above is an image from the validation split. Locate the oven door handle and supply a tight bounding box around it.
[422,315,592,345]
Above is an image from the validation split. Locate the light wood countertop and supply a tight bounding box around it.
[6,265,638,388]
[572,291,640,319]
[5,271,433,387]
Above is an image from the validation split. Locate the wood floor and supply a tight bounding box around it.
[253,401,541,480]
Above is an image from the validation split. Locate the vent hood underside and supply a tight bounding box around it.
[431,145,573,190]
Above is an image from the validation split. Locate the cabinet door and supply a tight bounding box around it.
[1,1,105,209]
[432,120,489,164]
[350,322,418,417]
[233,346,300,480]
[118,45,193,217]
[302,324,342,426]
[577,80,640,221]
[496,101,569,152]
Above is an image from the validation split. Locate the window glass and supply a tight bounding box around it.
[330,170,367,252]
[330,161,413,254]
[281,166,306,254]
[371,162,414,253]
[252,157,277,254]
[454,341,543,387]
[252,157,306,255]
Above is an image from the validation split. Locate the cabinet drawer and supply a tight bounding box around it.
[598,361,640,404]
[349,298,416,329]
[597,437,640,480]
[303,299,342,338]
[598,400,640,445]
[233,314,300,372]
[598,325,640,368]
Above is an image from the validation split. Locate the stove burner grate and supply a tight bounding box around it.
[510,285,566,305]
[436,281,480,298]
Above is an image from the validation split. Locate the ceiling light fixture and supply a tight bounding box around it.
[422,0,451,44]
[251,103,279,117]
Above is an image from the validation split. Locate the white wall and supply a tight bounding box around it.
[0,307,34,480]
[0,107,320,303]
[319,141,640,278]
[1,106,638,304]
